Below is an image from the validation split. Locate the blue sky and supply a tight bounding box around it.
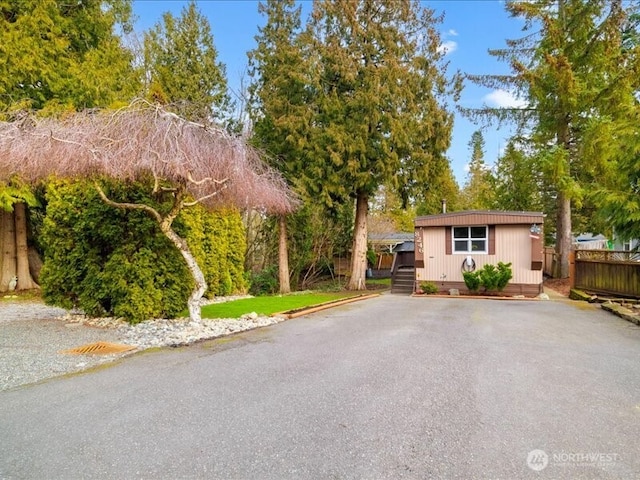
[133,0,527,186]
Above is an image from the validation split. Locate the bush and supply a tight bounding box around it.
[419,281,439,294]
[463,262,513,293]
[462,271,481,292]
[249,265,279,296]
[39,179,247,323]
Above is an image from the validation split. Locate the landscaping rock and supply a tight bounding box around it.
[601,302,640,326]
[449,289,460,296]
[569,289,592,302]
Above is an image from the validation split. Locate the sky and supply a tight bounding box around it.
[132,0,528,187]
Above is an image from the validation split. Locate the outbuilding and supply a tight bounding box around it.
[414,210,545,296]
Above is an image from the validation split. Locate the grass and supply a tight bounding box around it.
[365,277,391,287]
[1,289,43,302]
[200,291,366,319]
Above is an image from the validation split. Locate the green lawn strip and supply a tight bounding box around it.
[201,292,363,319]
[366,278,391,287]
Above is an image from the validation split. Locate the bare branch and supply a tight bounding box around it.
[93,182,163,224]
[184,182,229,207]
[0,99,297,214]
[187,170,227,186]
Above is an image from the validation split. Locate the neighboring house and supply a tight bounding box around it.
[368,232,414,253]
[612,237,640,252]
[369,232,413,279]
[574,233,609,250]
[573,233,639,252]
[414,210,546,296]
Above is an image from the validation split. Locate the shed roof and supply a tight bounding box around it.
[393,241,415,253]
[415,210,545,228]
[369,232,414,243]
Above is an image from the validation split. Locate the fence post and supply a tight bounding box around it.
[569,250,576,289]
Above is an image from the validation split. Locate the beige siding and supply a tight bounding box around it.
[415,225,543,286]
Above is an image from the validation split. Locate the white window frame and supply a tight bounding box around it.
[452,226,488,254]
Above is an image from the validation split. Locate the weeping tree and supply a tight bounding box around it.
[0,101,294,322]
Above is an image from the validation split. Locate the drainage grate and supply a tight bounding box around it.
[59,341,136,355]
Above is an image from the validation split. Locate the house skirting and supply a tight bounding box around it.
[420,280,543,297]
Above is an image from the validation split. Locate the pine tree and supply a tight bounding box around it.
[143,1,231,124]
[300,0,460,290]
[460,130,494,210]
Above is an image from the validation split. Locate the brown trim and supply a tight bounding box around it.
[488,225,495,255]
[445,226,451,255]
[425,280,543,297]
[416,210,544,228]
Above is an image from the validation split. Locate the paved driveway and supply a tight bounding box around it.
[1,295,639,479]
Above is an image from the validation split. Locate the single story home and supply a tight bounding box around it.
[414,210,546,296]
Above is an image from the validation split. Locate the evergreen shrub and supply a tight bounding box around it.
[248,265,279,296]
[39,179,247,322]
[419,281,439,294]
[462,262,513,293]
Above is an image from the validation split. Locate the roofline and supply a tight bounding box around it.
[415,210,545,227]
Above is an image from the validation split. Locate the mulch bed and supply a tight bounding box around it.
[543,277,570,297]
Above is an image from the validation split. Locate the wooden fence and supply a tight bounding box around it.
[543,247,555,277]
[574,249,640,298]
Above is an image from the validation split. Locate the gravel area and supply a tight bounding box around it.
[0,297,284,392]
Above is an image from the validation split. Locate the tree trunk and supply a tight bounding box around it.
[14,203,39,290]
[554,192,572,278]
[278,215,290,294]
[161,224,207,323]
[0,209,17,292]
[94,182,207,323]
[347,192,368,291]
[28,246,43,283]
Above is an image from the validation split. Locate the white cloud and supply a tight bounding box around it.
[438,40,458,55]
[482,89,527,108]
[447,29,458,36]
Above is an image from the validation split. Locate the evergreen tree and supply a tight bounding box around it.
[492,141,543,212]
[0,0,138,113]
[0,0,139,291]
[465,0,640,277]
[143,1,231,124]
[460,130,494,210]
[248,0,307,293]
[300,0,460,289]
[415,162,461,215]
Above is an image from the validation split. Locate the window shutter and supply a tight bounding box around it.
[445,227,451,255]
[488,225,495,255]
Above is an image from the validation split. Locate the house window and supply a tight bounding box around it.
[453,226,488,253]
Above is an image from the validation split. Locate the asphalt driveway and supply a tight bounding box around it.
[1,295,639,479]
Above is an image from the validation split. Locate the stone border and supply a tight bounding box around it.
[273,293,381,319]
[568,288,640,327]
[601,302,640,326]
